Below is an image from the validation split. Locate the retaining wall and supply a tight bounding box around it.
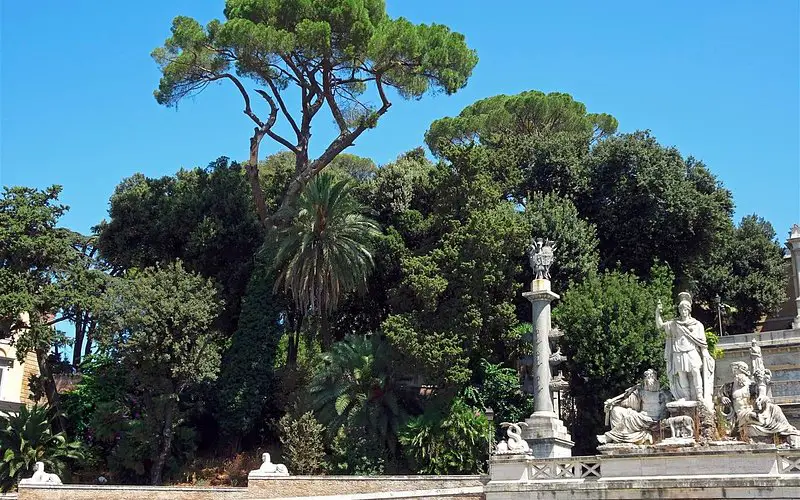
[16,476,485,500]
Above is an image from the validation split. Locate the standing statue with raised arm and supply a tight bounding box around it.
[655,292,715,409]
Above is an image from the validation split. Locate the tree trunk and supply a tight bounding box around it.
[72,311,84,368]
[36,349,66,432]
[288,313,302,366]
[84,321,95,359]
[150,399,176,485]
[321,312,332,351]
[247,133,270,226]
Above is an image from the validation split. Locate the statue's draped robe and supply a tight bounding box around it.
[662,318,714,407]
[603,389,655,444]
[727,381,800,439]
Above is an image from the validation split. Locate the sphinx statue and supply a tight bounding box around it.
[19,462,62,485]
[248,452,289,477]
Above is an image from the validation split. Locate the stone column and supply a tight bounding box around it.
[788,224,800,330]
[521,278,573,458]
[525,279,557,416]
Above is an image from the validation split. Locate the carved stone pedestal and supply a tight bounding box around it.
[523,412,574,458]
[659,400,698,446]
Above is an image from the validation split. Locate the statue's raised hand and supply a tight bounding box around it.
[656,300,663,314]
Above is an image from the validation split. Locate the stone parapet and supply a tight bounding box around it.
[16,485,247,500]
[246,475,485,498]
[16,476,486,500]
[485,476,800,500]
[487,449,800,499]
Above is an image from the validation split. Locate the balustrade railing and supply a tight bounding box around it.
[778,454,800,474]
[527,458,601,480]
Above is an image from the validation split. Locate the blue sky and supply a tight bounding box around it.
[2,1,799,239]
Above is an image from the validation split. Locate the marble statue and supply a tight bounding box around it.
[248,452,289,477]
[528,237,556,280]
[661,415,694,440]
[719,361,800,448]
[597,369,669,445]
[496,422,531,454]
[19,462,62,485]
[749,339,765,374]
[656,292,715,409]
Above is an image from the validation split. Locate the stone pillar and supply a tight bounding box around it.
[525,279,557,415]
[788,225,800,330]
[521,278,573,458]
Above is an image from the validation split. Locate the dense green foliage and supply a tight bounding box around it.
[97,262,222,484]
[690,215,788,332]
[152,0,478,225]
[580,132,734,280]
[214,252,285,447]
[2,0,791,476]
[380,145,530,386]
[0,405,84,492]
[274,173,381,349]
[554,265,673,454]
[97,158,262,337]
[0,186,94,414]
[309,335,407,467]
[463,360,533,433]
[278,411,327,474]
[425,90,617,156]
[399,397,490,474]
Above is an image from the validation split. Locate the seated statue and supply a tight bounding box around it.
[598,369,669,445]
[719,361,800,448]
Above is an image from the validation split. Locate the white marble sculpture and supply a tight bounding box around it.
[248,452,289,478]
[597,369,669,445]
[749,339,765,374]
[719,361,800,448]
[656,292,715,409]
[19,462,62,485]
[528,238,556,280]
[661,415,694,439]
[496,422,531,454]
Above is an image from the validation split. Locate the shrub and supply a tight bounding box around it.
[0,405,84,492]
[399,397,490,475]
[278,412,327,474]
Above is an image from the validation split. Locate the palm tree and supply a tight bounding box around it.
[309,334,407,460]
[273,172,381,351]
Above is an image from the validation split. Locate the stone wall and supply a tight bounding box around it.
[485,476,800,499]
[247,475,485,498]
[16,476,485,500]
[16,485,247,500]
[486,450,800,500]
[715,328,800,426]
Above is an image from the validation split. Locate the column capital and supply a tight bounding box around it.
[787,224,800,248]
[523,290,560,303]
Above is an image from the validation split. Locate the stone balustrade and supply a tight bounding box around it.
[527,457,601,480]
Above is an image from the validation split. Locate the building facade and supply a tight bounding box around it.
[0,314,41,414]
